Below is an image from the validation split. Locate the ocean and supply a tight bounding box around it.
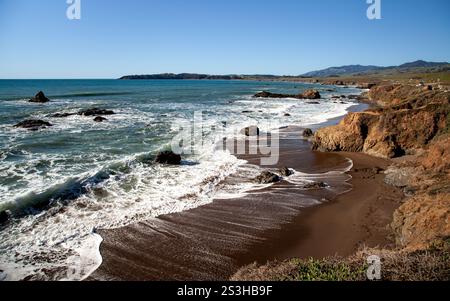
[0,79,361,281]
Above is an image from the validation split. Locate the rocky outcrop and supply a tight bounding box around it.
[254,89,321,100]
[386,135,450,250]
[29,91,50,103]
[241,126,260,137]
[279,167,293,177]
[255,171,281,184]
[392,192,450,250]
[302,128,314,138]
[154,151,182,165]
[94,116,107,122]
[302,89,321,99]
[14,120,53,130]
[313,84,450,158]
[78,108,115,116]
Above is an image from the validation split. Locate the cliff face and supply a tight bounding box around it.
[313,83,450,251]
[313,84,450,159]
[390,135,450,250]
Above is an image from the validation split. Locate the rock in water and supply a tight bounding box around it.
[155,151,182,165]
[303,128,314,138]
[241,126,260,137]
[29,91,50,103]
[255,171,281,184]
[78,108,115,116]
[14,120,53,130]
[94,116,107,122]
[279,167,293,177]
[301,89,321,99]
[254,91,287,98]
[303,182,327,189]
[0,211,9,225]
[51,112,76,118]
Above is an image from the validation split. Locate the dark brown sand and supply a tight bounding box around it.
[89,121,403,281]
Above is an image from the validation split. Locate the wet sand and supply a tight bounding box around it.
[89,121,403,281]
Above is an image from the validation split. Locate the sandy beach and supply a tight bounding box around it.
[89,116,404,281]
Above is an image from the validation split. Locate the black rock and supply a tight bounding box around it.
[14,120,53,130]
[94,116,107,122]
[284,113,291,117]
[306,101,320,105]
[241,126,260,137]
[303,182,327,189]
[155,151,182,165]
[29,91,50,103]
[51,112,76,118]
[0,211,9,225]
[79,108,115,116]
[303,128,314,138]
[255,171,281,184]
[279,167,294,177]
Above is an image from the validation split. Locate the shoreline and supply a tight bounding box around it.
[89,99,403,281]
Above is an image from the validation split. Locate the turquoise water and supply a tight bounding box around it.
[0,79,360,281]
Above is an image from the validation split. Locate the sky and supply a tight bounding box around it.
[0,0,449,79]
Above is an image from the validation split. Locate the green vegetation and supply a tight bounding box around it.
[232,239,450,281]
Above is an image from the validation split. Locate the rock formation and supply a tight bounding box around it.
[154,151,182,165]
[29,91,50,103]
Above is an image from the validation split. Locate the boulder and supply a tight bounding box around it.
[14,120,53,130]
[306,101,320,105]
[284,113,291,117]
[94,116,107,122]
[29,91,50,103]
[255,171,281,184]
[79,108,115,116]
[155,151,182,165]
[303,128,314,138]
[279,167,293,177]
[303,182,327,189]
[301,89,321,100]
[241,126,260,137]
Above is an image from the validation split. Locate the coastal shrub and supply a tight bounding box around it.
[231,241,450,281]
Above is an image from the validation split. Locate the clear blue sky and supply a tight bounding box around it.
[0,0,449,78]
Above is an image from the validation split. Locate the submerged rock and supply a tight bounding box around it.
[241,126,260,137]
[254,89,321,100]
[279,167,294,177]
[303,128,314,138]
[303,182,327,189]
[155,151,182,165]
[14,119,53,130]
[284,113,291,117]
[94,116,107,122]
[78,108,115,116]
[51,112,75,118]
[255,171,281,184]
[29,91,50,103]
